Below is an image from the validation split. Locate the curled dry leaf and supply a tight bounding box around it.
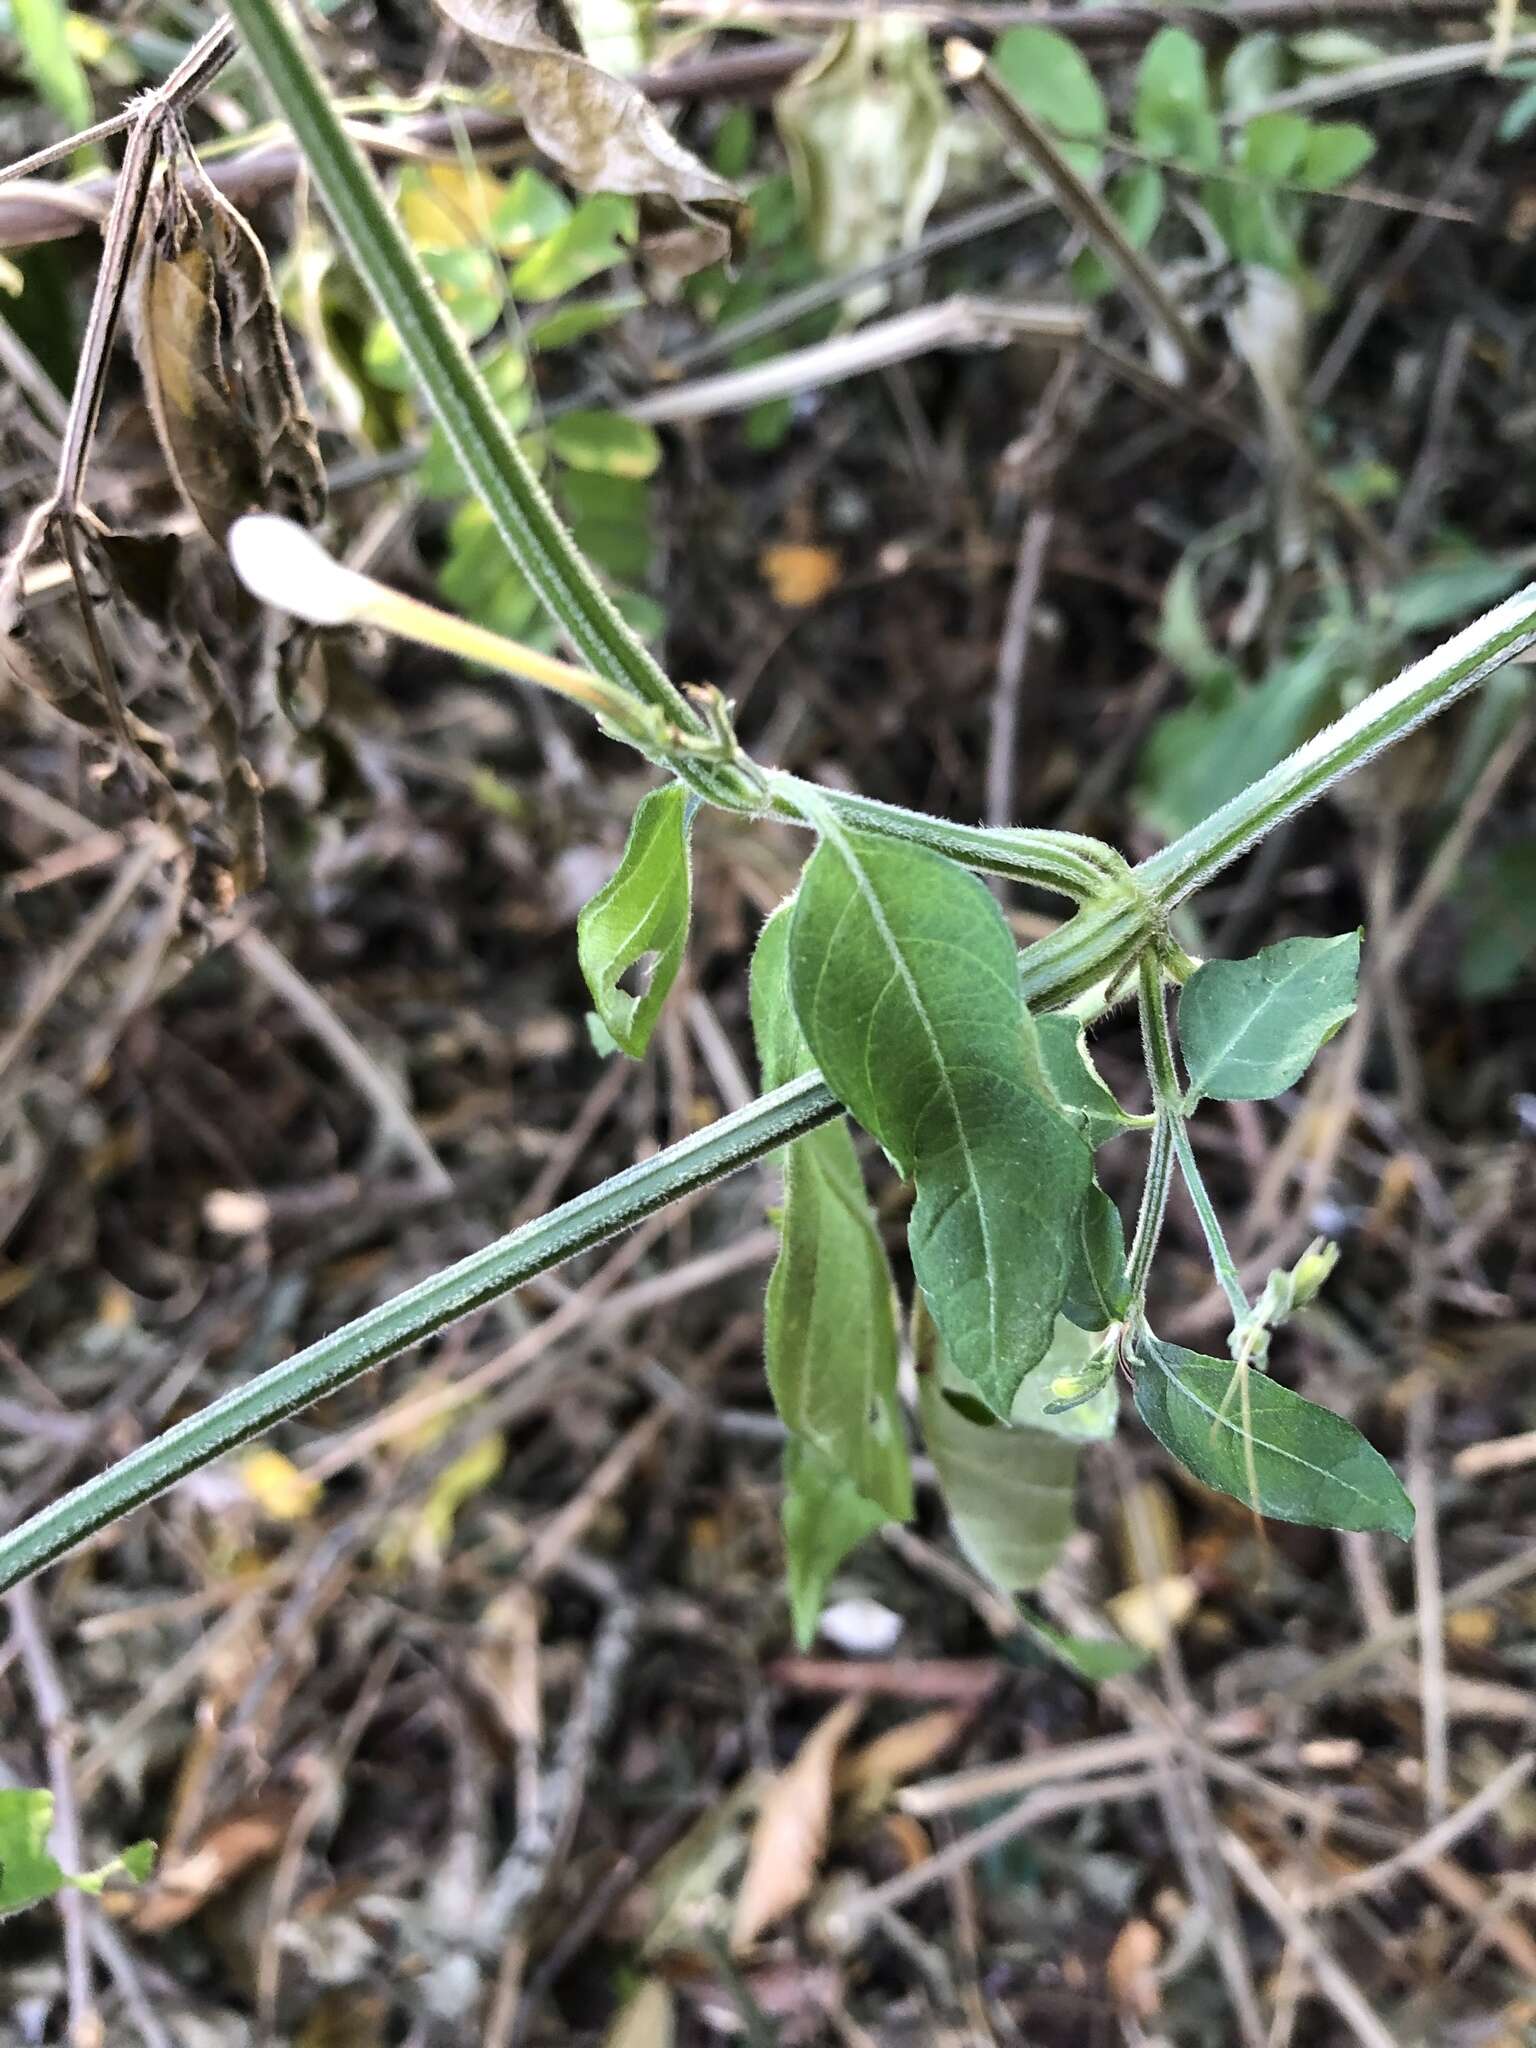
[128,1798,297,1934]
[835,1707,970,1803]
[1107,1916,1163,2018]
[432,0,744,284]
[132,169,325,544]
[731,1695,863,1953]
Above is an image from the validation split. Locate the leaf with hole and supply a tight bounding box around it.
[1178,932,1361,1103]
[433,0,744,283]
[1037,1014,1137,1149]
[1132,1331,1413,1538]
[787,826,1091,1415]
[577,781,693,1058]
[751,904,911,1520]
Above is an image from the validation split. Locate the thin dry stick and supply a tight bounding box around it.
[831,1769,1163,1941]
[986,506,1055,831]
[1310,1752,1536,1908]
[228,924,451,1195]
[0,833,168,1092]
[5,1584,99,2048]
[901,1713,1266,1818]
[1407,1386,1449,1823]
[1221,1830,1403,2048]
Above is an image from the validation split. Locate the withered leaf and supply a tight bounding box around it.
[132,172,325,544]
[434,0,744,284]
[730,1695,862,1952]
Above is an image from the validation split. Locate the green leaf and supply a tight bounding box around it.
[750,906,912,1519]
[0,1790,155,1919]
[549,408,663,479]
[1071,164,1163,300]
[1178,932,1361,1102]
[1133,1332,1413,1539]
[492,166,572,252]
[529,291,643,349]
[420,348,531,497]
[782,1438,887,1649]
[562,470,653,583]
[1037,1014,1136,1149]
[576,781,693,1058]
[438,500,541,639]
[14,0,93,134]
[420,245,506,341]
[919,1371,1079,1593]
[787,827,1091,1415]
[1457,841,1536,998]
[512,193,637,300]
[1061,1183,1130,1332]
[1008,1609,1149,1681]
[1203,176,1298,272]
[1241,111,1312,181]
[1221,33,1284,113]
[1009,1317,1118,1441]
[1300,121,1375,189]
[1133,28,1220,168]
[991,25,1108,178]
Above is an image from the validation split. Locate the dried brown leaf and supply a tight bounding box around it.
[433,0,744,283]
[132,173,324,544]
[604,1978,675,2048]
[731,1695,862,1952]
[128,1799,295,1933]
[1107,1917,1163,2018]
[834,1707,969,1802]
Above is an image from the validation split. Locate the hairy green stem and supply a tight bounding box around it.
[1138,956,1249,1326]
[0,1078,832,1595]
[1124,1114,1174,1313]
[1136,581,1536,908]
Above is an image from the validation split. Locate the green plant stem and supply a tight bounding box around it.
[1136,581,1536,909]
[219,0,753,802]
[1124,1113,1173,1313]
[0,1076,831,1596]
[1138,955,1249,1326]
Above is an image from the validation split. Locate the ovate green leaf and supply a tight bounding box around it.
[1178,932,1361,1102]
[0,1790,155,1919]
[1240,111,1311,180]
[1300,121,1375,189]
[787,828,1091,1414]
[1134,28,1220,167]
[991,25,1108,178]
[1133,1332,1412,1539]
[919,1372,1079,1593]
[550,408,662,479]
[751,907,911,1520]
[1062,1182,1130,1332]
[1008,1609,1149,1681]
[782,1438,889,1649]
[512,193,637,299]
[577,781,692,1058]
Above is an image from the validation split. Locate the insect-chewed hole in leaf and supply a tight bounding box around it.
[616,948,661,1002]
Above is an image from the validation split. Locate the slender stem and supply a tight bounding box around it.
[1125,1114,1173,1313]
[1135,582,1536,909]
[0,1076,833,1596]
[1138,956,1249,1326]
[220,0,750,798]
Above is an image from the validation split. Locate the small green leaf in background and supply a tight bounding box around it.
[420,349,531,497]
[1006,1608,1149,1681]
[549,409,662,479]
[1134,27,1220,168]
[1300,121,1375,189]
[1240,111,1311,180]
[918,1371,1080,1594]
[562,472,654,583]
[1221,32,1284,113]
[1457,840,1536,998]
[15,0,93,135]
[492,166,573,253]
[750,906,912,1521]
[782,1439,888,1649]
[1133,1332,1413,1538]
[787,827,1091,1415]
[577,781,693,1058]
[1037,1014,1137,1149]
[0,1789,154,1919]
[1071,164,1164,300]
[991,25,1108,179]
[1010,1316,1118,1441]
[529,291,643,349]
[438,500,541,640]
[512,193,637,299]
[1178,932,1361,1103]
